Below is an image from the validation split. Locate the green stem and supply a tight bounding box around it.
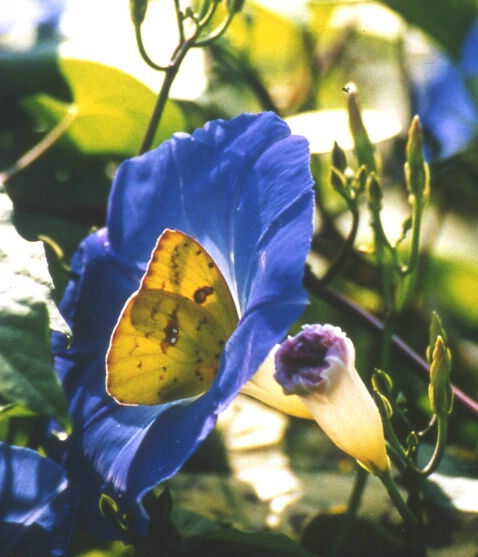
[381,416,411,471]
[195,9,236,47]
[137,1,241,154]
[322,203,360,285]
[138,38,194,155]
[0,108,77,187]
[197,0,218,28]
[330,466,368,557]
[380,309,394,373]
[368,206,395,337]
[385,441,408,474]
[378,469,421,556]
[134,24,169,71]
[401,198,425,277]
[372,212,395,371]
[420,416,448,478]
[173,0,184,41]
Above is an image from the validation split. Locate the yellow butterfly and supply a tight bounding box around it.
[106,229,239,405]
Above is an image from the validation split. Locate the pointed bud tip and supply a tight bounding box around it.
[429,335,453,416]
[366,174,383,206]
[228,0,246,13]
[130,0,148,26]
[342,82,358,96]
[332,141,347,172]
[407,115,424,154]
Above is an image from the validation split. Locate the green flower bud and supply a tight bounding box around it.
[330,167,347,195]
[344,82,377,172]
[228,0,246,13]
[427,312,446,364]
[429,336,453,417]
[332,141,347,172]
[355,165,368,193]
[130,0,148,26]
[366,173,382,212]
[405,115,429,202]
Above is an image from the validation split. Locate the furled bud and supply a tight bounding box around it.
[227,0,246,13]
[332,141,347,173]
[405,115,429,202]
[366,173,383,212]
[274,324,390,474]
[130,0,148,26]
[344,82,377,172]
[429,336,453,417]
[330,167,347,196]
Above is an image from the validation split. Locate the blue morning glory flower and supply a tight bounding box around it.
[51,112,314,540]
[0,0,66,46]
[413,19,478,160]
[0,441,77,556]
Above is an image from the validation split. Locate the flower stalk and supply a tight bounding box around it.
[134,0,242,154]
[0,107,77,189]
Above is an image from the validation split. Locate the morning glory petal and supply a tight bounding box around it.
[461,20,478,76]
[52,112,314,540]
[416,60,478,159]
[413,20,478,159]
[0,442,77,557]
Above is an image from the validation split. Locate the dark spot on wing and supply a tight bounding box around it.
[193,286,214,304]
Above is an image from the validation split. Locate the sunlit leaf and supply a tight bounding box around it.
[212,2,313,113]
[23,58,186,156]
[0,404,37,419]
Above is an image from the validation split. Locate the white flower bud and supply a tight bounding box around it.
[274,324,390,474]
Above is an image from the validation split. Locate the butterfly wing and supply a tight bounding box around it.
[106,229,238,405]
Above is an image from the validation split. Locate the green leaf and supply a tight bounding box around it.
[184,528,315,557]
[0,193,70,432]
[173,509,314,557]
[23,58,186,156]
[377,0,477,59]
[208,2,313,114]
[14,212,92,303]
[301,513,404,557]
[0,286,70,432]
[0,403,37,419]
